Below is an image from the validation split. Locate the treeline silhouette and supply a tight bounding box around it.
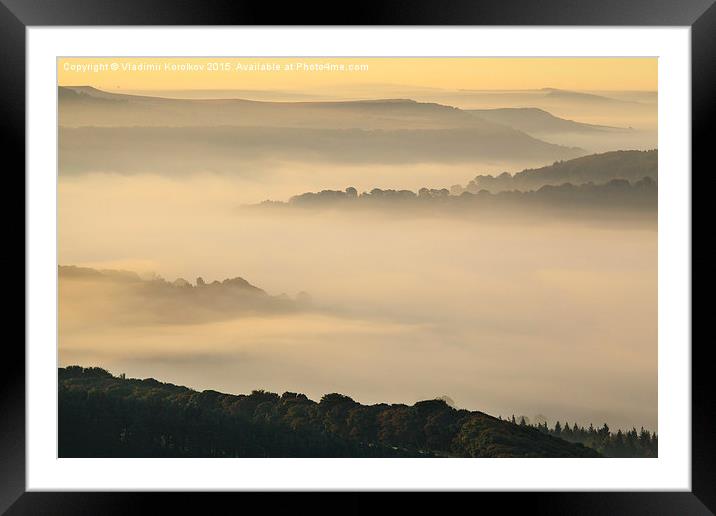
[257,176,656,214]
[502,415,657,458]
[60,265,310,325]
[59,366,601,458]
[458,149,657,194]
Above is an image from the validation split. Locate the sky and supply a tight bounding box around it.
[58,57,657,93]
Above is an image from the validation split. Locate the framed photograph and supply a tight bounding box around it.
[4,0,710,512]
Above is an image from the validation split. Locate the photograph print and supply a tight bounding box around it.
[57,57,658,458]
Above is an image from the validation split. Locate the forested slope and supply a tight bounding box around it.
[59,366,600,458]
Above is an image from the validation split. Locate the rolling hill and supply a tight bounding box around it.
[59,265,307,325]
[464,149,657,193]
[59,366,601,458]
[59,85,514,130]
[406,88,657,134]
[59,124,586,175]
[58,86,585,175]
[468,107,628,135]
[465,107,655,153]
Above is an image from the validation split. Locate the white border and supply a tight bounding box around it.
[27,27,691,491]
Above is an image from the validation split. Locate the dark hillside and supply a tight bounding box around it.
[59,366,600,458]
[465,150,657,193]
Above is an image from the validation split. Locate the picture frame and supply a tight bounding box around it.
[3,0,710,512]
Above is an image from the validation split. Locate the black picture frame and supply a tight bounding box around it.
[2,1,711,513]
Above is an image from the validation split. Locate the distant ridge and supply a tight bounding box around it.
[58,86,586,174]
[454,87,634,103]
[540,87,634,104]
[58,85,493,130]
[60,85,420,106]
[59,265,307,324]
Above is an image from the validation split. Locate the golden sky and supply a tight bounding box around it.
[58,57,657,92]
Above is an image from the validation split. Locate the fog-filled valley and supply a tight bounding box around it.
[58,80,658,435]
[59,175,657,431]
